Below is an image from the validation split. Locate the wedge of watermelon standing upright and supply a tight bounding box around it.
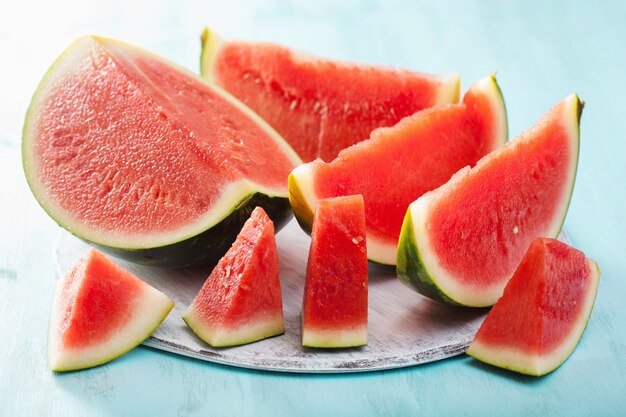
[397,94,583,307]
[302,195,368,348]
[467,238,600,376]
[183,207,285,347]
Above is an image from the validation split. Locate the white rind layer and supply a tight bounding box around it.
[48,267,174,372]
[466,259,600,376]
[302,325,368,348]
[22,36,301,251]
[182,309,285,348]
[407,93,581,307]
[434,73,461,105]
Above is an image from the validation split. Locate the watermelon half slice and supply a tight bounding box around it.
[302,195,368,348]
[182,207,285,347]
[397,94,582,307]
[23,36,301,267]
[467,238,600,376]
[200,27,460,162]
[289,75,507,265]
[48,249,174,372]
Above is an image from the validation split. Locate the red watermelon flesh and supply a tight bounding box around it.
[23,36,300,265]
[467,238,600,376]
[290,75,507,265]
[48,249,174,372]
[302,195,368,348]
[201,28,460,162]
[182,207,285,347]
[397,93,582,307]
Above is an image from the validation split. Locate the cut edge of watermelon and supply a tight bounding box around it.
[479,74,509,150]
[22,36,301,252]
[466,258,600,376]
[200,27,462,108]
[302,325,368,349]
[289,75,507,266]
[182,310,285,348]
[48,255,174,372]
[399,93,582,307]
[434,73,461,105]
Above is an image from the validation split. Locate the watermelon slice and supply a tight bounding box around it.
[397,94,582,307]
[302,195,368,348]
[48,249,174,372]
[467,238,600,376]
[200,28,460,162]
[182,207,285,347]
[289,75,507,265]
[22,36,301,267]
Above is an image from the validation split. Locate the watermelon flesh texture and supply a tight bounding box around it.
[22,36,300,267]
[48,249,174,372]
[289,75,507,265]
[397,94,582,307]
[182,207,285,347]
[302,195,368,348]
[467,238,600,376]
[201,28,460,162]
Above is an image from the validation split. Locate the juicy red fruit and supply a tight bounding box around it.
[302,195,368,348]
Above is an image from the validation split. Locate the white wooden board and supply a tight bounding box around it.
[54,219,569,373]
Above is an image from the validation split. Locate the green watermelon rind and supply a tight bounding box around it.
[396,210,464,306]
[288,75,508,266]
[48,263,175,372]
[396,94,583,307]
[466,259,600,376]
[22,36,301,268]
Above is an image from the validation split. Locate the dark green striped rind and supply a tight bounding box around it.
[396,209,464,306]
[89,193,292,268]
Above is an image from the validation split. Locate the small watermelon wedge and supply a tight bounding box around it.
[467,238,600,376]
[397,94,582,307]
[302,195,368,348]
[23,36,301,267]
[290,75,507,265]
[200,27,460,162]
[48,249,174,372]
[182,207,285,347]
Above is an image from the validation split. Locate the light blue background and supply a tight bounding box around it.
[1,1,624,415]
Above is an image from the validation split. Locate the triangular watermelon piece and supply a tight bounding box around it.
[48,249,174,372]
[182,207,285,347]
[201,28,460,162]
[397,94,582,307]
[302,195,368,348]
[289,75,507,265]
[467,238,600,376]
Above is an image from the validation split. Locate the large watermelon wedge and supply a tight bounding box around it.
[22,36,301,267]
[467,238,600,376]
[289,75,507,265]
[397,94,582,307]
[200,28,460,162]
[48,249,174,372]
[183,207,285,347]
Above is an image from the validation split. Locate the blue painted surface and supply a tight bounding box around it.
[1,1,625,415]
